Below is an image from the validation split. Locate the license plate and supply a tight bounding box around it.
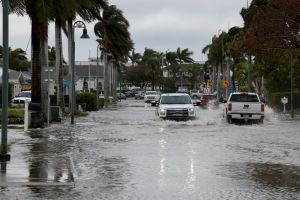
[243,105,249,109]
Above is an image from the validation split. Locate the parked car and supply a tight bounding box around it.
[190,90,202,99]
[117,93,127,100]
[224,92,264,123]
[125,88,142,97]
[199,94,219,108]
[156,93,196,120]
[11,91,31,107]
[144,91,160,106]
[135,91,145,99]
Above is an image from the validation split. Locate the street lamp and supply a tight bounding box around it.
[70,21,90,125]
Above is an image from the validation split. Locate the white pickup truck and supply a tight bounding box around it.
[224,92,264,123]
[156,93,196,120]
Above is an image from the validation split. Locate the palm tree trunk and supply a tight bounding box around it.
[67,19,73,111]
[31,20,42,104]
[55,20,64,119]
[109,61,112,97]
[113,63,118,100]
[104,53,109,108]
[41,28,49,122]
[114,64,118,100]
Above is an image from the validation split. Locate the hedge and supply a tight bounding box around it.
[0,108,24,124]
[267,91,300,111]
[50,93,104,111]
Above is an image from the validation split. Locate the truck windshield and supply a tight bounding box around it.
[230,94,259,102]
[161,96,192,104]
[18,92,31,98]
[146,91,157,95]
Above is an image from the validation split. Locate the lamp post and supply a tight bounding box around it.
[96,39,102,111]
[1,0,10,162]
[70,21,90,125]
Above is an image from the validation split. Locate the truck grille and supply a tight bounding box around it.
[167,109,189,118]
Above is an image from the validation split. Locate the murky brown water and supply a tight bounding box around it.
[1,99,300,199]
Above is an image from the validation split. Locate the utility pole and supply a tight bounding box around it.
[1,0,10,162]
[290,53,294,118]
[96,46,99,110]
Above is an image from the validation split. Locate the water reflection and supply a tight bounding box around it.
[224,162,300,192]
[1,162,7,174]
[28,130,49,183]
[249,163,300,190]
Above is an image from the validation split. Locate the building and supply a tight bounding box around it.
[73,58,104,93]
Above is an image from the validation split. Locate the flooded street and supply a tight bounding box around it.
[1,99,300,200]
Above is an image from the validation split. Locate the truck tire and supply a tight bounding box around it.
[258,117,264,124]
[226,115,232,124]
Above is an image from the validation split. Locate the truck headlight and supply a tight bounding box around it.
[189,108,195,115]
[159,109,166,115]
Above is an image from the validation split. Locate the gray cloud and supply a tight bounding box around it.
[0,0,248,61]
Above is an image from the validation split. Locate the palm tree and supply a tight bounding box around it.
[8,48,30,71]
[128,49,142,68]
[141,48,162,91]
[8,0,108,125]
[176,48,194,87]
[94,4,133,106]
[51,0,108,116]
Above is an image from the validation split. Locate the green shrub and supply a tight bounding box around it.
[0,108,24,124]
[99,97,104,109]
[76,92,97,111]
[268,91,300,111]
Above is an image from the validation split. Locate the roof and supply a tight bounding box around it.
[8,69,21,80]
[74,65,104,78]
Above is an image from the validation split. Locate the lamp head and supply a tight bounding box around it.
[80,28,90,39]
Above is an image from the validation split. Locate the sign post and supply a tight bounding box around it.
[281,96,288,113]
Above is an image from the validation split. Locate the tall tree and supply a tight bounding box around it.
[94,4,133,105]
[8,48,30,71]
[128,49,142,68]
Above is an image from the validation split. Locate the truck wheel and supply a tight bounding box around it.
[226,115,232,124]
[258,117,264,124]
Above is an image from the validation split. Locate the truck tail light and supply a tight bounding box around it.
[261,104,265,112]
[228,103,232,112]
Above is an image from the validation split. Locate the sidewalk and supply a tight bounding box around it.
[0,127,75,187]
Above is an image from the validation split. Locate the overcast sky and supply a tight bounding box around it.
[0,0,248,62]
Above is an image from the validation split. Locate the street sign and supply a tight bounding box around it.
[223,80,229,88]
[281,97,288,104]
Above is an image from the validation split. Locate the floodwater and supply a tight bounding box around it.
[1,99,300,200]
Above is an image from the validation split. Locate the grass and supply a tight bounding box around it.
[0,142,16,154]
[0,108,24,119]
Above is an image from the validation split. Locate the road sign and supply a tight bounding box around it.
[281,96,288,113]
[281,97,288,104]
[223,80,229,88]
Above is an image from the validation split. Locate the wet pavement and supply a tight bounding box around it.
[1,99,300,200]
